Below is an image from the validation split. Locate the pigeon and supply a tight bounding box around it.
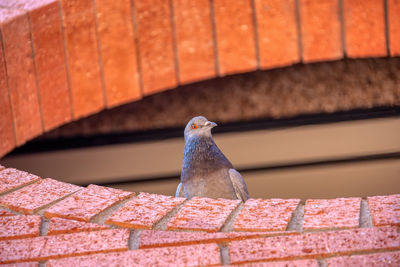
[176,116,250,202]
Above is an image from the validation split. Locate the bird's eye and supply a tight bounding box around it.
[191,123,198,129]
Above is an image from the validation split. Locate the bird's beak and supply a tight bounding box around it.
[205,121,217,128]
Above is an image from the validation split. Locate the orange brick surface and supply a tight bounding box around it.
[47,243,221,267]
[0,8,42,146]
[213,0,257,75]
[0,209,14,216]
[343,0,387,58]
[134,0,177,95]
[140,229,297,248]
[0,262,38,267]
[388,0,400,56]
[0,215,41,240]
[326,251,400,266]
[106,192,185,229]
[0,18,15,157]
[48,217,109,235]
[3,0,73,131]
[367,194,400,226]
[254,0,299,68]
[299,0,342,62]
[229,226,400,264]
[59,0,104,119]
[166,197,240,232]
[0,229,129,264]
[233,198,300,232]
[0,178,80,214]
[239,259,319,267]
[94,0,141,107]
[302,197,361,230]
[173,0,216,84]
[0,168,40,195]
[45,184,133,222]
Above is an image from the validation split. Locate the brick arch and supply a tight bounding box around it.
[0,0,399,158]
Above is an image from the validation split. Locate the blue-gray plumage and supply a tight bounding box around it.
[176,116,250,202]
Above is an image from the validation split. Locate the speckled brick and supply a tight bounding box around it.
[0,164,4,170]
[326,251,400,266]
[388,0,400,56]
[367,194,400,227]
[59,0,104,119]
[134,0,177,95]
[0,8,42,145]
[254,0,299,68]
[0,21,15,157]
[239,259,319,267]
[172,0,216,84]
[106,192,185,229]
[94,0,141,107]
[213,0,257,75]
[48,217,109,235]
[3,0,72,131]
[299,0,342,62]
[0,168,40,195]
[0,215,41,240]
[45,184,133,222]
[229,226,400,264]
[47,243,220,267]
[233,198,300,232]
[0,262,38,267]
[0,178,81,214]
[303,197,361,231]
[343,0,386,58]
[166,197,240,232]
[0,209,14,216]
[140,229,297,248]
[0,228,129,264]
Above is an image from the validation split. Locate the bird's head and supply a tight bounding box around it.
[184,116,217,141]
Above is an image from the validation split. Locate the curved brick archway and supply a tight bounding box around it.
[0,0,399,157]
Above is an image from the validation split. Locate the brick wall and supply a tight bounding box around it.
[0,165,399,265]
[0,0,399,157]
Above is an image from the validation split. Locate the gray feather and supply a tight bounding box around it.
[229,168,250,202]
[176,182,184,197]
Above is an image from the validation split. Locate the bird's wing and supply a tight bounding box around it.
[176,182,185,197]
[228,168,250,202]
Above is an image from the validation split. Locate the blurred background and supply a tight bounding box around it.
[2,58,400,200]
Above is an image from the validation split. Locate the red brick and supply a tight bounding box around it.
[299,0,342,62]
[229,226,400,264]
[172,0,216,84]
[59,0,104,119]
[388,0,400,56]
[326,251,400,266]
[134,0,177,95]
[343,0,387,57]
[48,217,109,235]
[213,0,257,75]
[0,8,42,145]
[0,215,41,240]
[0,168,40,195]
[367,194,400,227]
[45,184,133,222]
[303,197,361,231]
[0,21,15,157]
[47,243,221,267]
[0,209,14,216]
[0,263,38,267]
[166,197,240,232]
[239,259,319,267]
[0,178,80,214]
[140,229,297,248]
[106,192,185,229]
[234,198,300,232]
[94,0,141,107]
[2,0,72,132]
[0,228,129,264]
[254,0,299,68]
